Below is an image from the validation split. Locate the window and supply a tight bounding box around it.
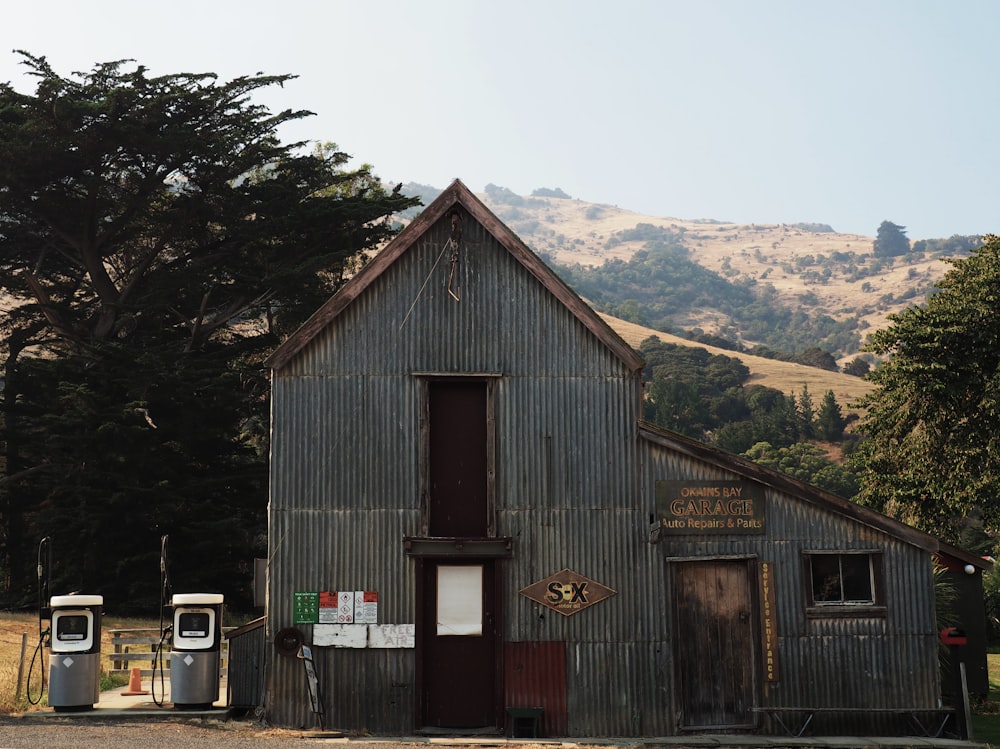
[804,551,883,613]
[436,564,483,636]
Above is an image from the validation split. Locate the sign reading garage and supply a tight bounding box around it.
[656,480,765,534]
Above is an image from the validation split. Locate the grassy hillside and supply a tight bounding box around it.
[484,189,954,339]
[601,313,874,416]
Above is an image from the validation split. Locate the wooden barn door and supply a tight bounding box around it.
[672,559,757,730]
[418,379,500,731]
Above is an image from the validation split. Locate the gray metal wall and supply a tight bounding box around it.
[639,433,941,734]
[267,209,653,731]
[267,205,940,735]
[226,617,266,710]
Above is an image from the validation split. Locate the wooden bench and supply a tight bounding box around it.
[107,628,231,678]
[752,706,955,738]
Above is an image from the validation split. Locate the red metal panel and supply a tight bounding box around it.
[504,641,567,737]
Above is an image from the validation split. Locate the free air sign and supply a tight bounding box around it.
[655,480,765,534]
[519,568,616,616]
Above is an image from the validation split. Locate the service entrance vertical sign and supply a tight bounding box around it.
[759,561,780,683]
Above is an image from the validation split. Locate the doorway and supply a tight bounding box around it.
[419,559,499,729]
[672,559,758,729]
[416,378,501,731]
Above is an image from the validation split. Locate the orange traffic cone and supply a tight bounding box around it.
[121,667,150,696]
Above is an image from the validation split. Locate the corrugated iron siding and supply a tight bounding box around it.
[268,205,941,736]
[227,617,266,709]
[267,210,656,732]
[640,434,941,734]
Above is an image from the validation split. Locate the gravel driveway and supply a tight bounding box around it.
[0,717,395,749]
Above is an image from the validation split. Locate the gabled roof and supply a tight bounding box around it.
[639,420,941,553]
[266,179,645,373]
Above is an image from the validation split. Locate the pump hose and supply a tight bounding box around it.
[152,533,172,707]
[151,625,171,707]
[26,630,48,705]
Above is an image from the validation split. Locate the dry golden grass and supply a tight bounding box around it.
[487,193,951,341]
[0,611,44,712]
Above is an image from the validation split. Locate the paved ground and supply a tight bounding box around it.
[2,676,988,749]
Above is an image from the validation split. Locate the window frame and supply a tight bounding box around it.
[801,550,886,618]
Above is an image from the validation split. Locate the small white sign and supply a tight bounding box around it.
[338,591,354,623]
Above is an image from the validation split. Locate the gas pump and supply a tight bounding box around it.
[169,592,223,708]
[28,537,105,711]
[154,535,224,709]
[47,594,103,711]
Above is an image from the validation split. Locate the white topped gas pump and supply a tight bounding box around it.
[169,592,223,708]
[47,594,103,711]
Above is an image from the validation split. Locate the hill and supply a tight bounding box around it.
[477,187,954,341]
[396,182,950,415]
[599,313,874,416]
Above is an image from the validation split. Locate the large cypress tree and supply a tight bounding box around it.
[852,234,1000,542]
[0,52,418,610]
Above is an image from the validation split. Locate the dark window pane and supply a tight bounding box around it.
[811,555,842,602]
[841,555,874,602]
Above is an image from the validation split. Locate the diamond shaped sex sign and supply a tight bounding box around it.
[519,568,616,616]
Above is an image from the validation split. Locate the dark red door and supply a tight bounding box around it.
[428,380,488,536]
[420,560,498,728]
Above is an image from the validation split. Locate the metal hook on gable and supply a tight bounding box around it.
[447,212,462,302]
[447,243,461,302]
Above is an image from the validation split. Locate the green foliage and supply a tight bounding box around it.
[985,563,1000,641]
[552,241,862,359]
[793,347,839,372]
[852,235,1000,541]
[639,337,750,440]
[0,52,419,610]
[842,357,872,377]
[873,220,911,258]
[483,183,526,205]
[912,234,984,257]
[639,339,857,495]
[789,222,836,233]
[531,187,571,199]
[743,442,860,498]
[815,389,847,442]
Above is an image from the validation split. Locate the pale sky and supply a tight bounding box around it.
[3,0,998,239]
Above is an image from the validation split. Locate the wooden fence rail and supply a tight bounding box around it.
[107,628,230,678]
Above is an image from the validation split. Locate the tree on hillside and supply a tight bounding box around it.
[815,389,846,442]
[842,357,871,377]
[796,385,815,439]
[0,52,418,608]
[852,235,1000,542]
[873,220,911,258]
[794,347,839,371]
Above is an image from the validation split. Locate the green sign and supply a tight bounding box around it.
[293,591,319,624]
[655,480,765,534]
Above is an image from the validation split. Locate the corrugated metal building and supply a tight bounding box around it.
[263,180,985,737]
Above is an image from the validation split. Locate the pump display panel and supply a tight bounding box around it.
[179,611,210,638]
[51,610,95,652]
[172,606,217,649]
